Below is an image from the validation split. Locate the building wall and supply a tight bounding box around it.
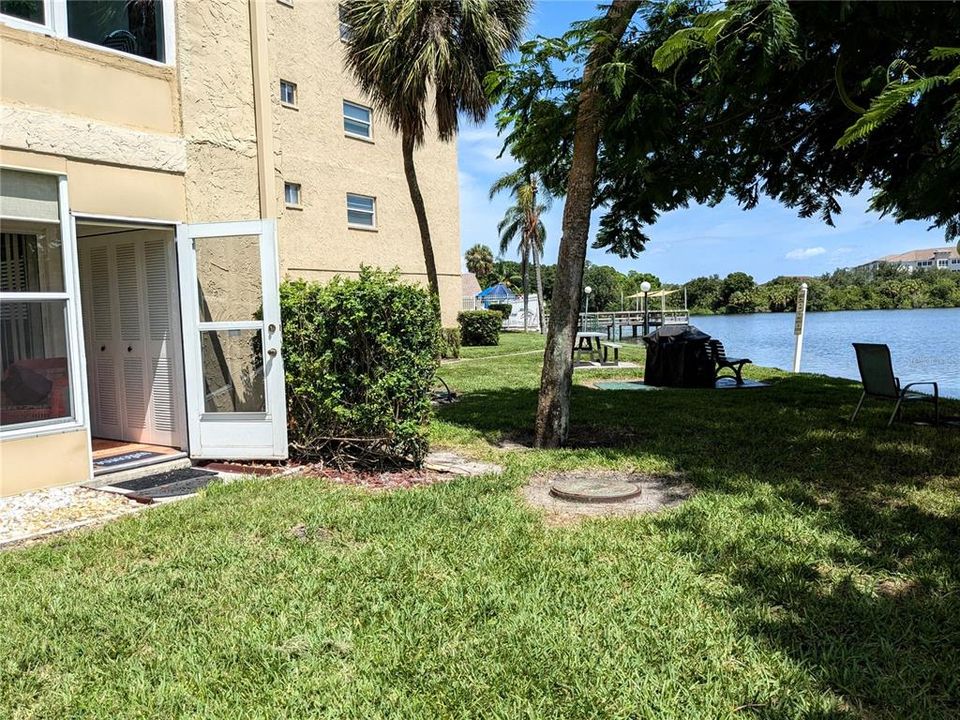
[175,0,261,223]
[0,23,180,135]
[0,429,90,496]
[1,1,462,495]
[266,1,462,325]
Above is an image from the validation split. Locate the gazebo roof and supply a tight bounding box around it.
[477,282,515,299]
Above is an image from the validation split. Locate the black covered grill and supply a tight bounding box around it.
[642,325,716,388]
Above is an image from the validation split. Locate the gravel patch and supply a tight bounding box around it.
[1,486,141,547]
[424,450,503,477]
[301,450,502,491]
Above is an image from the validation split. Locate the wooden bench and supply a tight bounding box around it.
[600,341,622,364]
[707,339,751,385]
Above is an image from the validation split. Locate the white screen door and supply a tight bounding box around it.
[176,220,287,459]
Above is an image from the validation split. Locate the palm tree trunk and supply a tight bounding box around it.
[402,131,440,297]
[534,0,639,449]
[533,251,546,334]
[521,246,530,333]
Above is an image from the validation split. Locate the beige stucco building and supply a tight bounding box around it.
[853,247,960,274]
[0,0,460,496]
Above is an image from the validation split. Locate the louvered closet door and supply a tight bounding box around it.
[114,241,150,441]
[81,243,123,440]
[80,234,182,447]
[141,238,179,447]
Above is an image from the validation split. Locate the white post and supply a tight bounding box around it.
[793,282,808,373]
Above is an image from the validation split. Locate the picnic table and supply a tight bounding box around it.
[574,332,604,362]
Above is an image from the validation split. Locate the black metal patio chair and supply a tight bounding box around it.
[851,343,939,427]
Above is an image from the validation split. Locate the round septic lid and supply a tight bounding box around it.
[549,476,642,503]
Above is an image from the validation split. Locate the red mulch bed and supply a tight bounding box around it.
[300,465,449,490]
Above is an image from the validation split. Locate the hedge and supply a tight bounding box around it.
[488,302,513,322]
[439,327,461,359]
[458,310,501,346]
[280,268,440,466]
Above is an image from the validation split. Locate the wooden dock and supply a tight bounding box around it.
[578,310,690,339]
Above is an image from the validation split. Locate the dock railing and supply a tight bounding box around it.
[578,309,690,338]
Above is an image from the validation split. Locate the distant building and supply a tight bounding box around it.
[462,272,482,309]
[462,272,482,297]
[854,247,960,273]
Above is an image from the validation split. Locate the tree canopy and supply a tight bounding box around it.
[489,0,960,259]
[465,243,495,284]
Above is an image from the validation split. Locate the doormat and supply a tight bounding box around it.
[594,381,661,391]
[93,450,164,468]
[109,468,220,502]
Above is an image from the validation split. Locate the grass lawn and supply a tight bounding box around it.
[3,334,959,718]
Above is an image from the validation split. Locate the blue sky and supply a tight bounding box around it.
[457,0,946,284]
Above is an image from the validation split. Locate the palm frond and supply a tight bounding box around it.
[836,75,953,147]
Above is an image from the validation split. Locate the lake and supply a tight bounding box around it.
[630,307,960,398]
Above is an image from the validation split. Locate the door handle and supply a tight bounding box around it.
[127,346,133,352]
[100,345,106,352]
[267,348,278,357]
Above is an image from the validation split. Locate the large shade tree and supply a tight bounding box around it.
[490,0,960,447]
[490,0,642,447]
[340,0,531,297]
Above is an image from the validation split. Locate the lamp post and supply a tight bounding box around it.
[583,285,592,330]
[640,281,651,335]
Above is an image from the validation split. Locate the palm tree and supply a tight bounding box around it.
[340,0,531,298]
[490,170,550,333]
[464,243,495,286]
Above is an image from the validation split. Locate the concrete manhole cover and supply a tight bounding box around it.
[523,470,693,523]
[549,477,642,503]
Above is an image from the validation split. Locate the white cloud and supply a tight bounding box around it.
[458,126,502,144]
[785,246,827,260]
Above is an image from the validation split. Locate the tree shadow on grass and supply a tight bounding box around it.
[436,376,960,716]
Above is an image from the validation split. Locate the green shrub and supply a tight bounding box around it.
[280,268,440,466]
[458,310,501,346]
[488,302,513,321]
[439,327,461,359]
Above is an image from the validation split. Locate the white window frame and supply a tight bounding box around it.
[284,182,302,209]
[343,100,373,141]
[0,169,88,441]
[338,3,351,42]
[280,80,298,109]
[0,0,176,67]
[346,193,376,230]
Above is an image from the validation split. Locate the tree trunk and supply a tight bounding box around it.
[534,0,639,448]
[533,251,546,334]
[402,131,440,297]
[521,246,530,333]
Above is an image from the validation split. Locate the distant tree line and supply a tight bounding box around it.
[470,251,960,315]
[686,265,960,315]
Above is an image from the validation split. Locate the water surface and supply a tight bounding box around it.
[628,308,960,398]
